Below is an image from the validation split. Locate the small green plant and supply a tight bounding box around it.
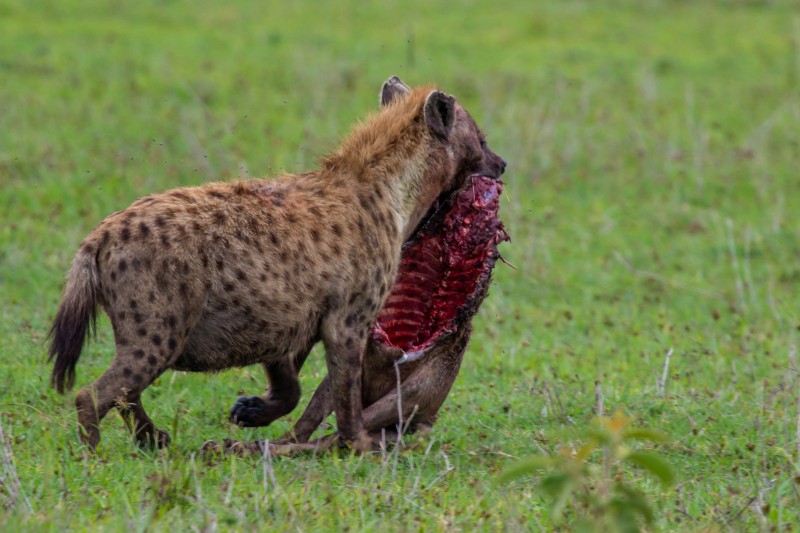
[497,411,676,533]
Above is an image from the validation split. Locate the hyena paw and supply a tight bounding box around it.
[136,428,171,449]
[229,395,281,427]
[154,428,171,448]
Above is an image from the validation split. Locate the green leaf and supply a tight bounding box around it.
[572,519,596,533]
[585,427,613,446]
[539,472,577,521]
[607,499,644,533]
[576,439,598,461]
[495,456,556,484]
[614,482,655,525]
[622,428,668,443]
[625,451,676,487]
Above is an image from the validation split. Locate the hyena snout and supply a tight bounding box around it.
[483,148,507,179]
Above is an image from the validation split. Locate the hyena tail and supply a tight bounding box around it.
[48,248,100,394]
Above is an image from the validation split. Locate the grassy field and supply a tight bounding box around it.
[2,0,800,530]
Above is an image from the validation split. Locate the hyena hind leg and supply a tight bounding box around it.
[75,347,169,449]
[118,394,170,448]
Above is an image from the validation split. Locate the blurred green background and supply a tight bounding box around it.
[1,0,799,530]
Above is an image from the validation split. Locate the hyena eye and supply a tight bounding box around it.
[479,138,488,149]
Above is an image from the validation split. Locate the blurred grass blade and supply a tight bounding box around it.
[625,451,676,487]
[495,456,555,484]
[623,428,668,442]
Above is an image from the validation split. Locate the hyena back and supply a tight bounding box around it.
[49,77,506,450]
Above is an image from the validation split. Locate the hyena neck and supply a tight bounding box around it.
[322,134,436,243]
[319,89,447,242]
[382,150,433,241]
[354,146,434,243]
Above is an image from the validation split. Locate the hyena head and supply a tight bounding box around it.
[379,76,507,240]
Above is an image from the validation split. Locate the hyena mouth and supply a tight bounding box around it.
[372,175,509,362]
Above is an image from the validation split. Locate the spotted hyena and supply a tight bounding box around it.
[49,76,506,450]
[213,174,511,457]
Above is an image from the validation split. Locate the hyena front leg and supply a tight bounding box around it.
[228,339,317,427]
[229,359,301,427]
[278,343,405,444]
[321,312,371,448]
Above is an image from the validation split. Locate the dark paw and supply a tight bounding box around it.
[154,428,171,448]
[136,428,171,449]
[229,395,274,427]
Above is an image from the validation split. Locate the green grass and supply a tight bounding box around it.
[2,0,800,530]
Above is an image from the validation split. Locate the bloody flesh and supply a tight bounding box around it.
[373,175,509,355]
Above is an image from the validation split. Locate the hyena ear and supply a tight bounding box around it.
[380,76,411,107]
[423,90,456,139]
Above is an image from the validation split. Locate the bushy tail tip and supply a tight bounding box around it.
[48,251,99,393]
